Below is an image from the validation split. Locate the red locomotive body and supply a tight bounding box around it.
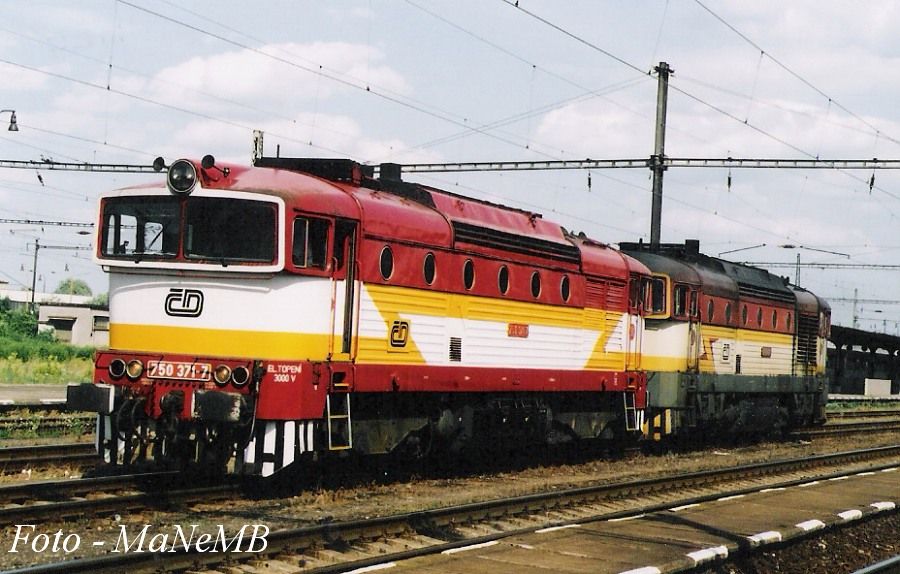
[69,155,649,475]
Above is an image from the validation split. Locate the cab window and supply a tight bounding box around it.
[293,217,329,268]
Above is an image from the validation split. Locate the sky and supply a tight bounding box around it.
[1,0,900,332]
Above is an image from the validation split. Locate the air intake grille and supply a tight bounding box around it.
[796,313,819,366]
[452,221,580,263]
[449,337,462,362]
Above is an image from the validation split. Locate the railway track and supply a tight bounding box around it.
[795,419,900,438]
[10,444,899,574]
[0,442,97,474]
[828,409,900,419]
[0,471,239,524]
[1,413,894,477]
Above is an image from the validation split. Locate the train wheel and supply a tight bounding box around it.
[198,424,233,475]
[115,397,149,465]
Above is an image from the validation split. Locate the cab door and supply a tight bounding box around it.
[330,219,358,361]
[686,289,701,372]
[625,274,643,371]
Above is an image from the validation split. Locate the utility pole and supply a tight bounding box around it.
[852,288,859,329]
[650,62,672,250]
[29,239,40,313]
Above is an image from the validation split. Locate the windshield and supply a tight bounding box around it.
[100,195,277,265]
[185,198,276,262]
[101,196,179,259]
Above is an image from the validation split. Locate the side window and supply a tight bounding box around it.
[379,246,394,280]
[292,217,329,268]
[646,277,666,314]
[498,265,509,295]
[689,290,698,318]
[674,284,688,317]
[333,220,356,272]
[707,299,715,322]
[463,259,475,290]
[423,252,436,285]
[531,271,542,298]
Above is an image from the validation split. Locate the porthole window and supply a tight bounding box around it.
[772,310,778,329]
[786,313,792,331]
[379,246,393,280]
[725,303,733,324]
[463,259,475,290]
[531,271,542,298]
[741,305,748,325]
[560,275,571,302]
[423,252,436,285]
[498,265,510,295]
[756,308,763,327]
[707,300,715,322]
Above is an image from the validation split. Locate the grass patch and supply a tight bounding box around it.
[0,300,95,384]
[0,354,93,384]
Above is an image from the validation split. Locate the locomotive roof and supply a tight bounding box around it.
[613,248,701,285]
[123,157,647,279]
[243,157,638,277]
[619,240,796,304]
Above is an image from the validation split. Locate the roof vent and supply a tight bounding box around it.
[380,163,403,182]
[685,239,700,258]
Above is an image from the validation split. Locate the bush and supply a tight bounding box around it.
[0,299,96,383]
[0,307,38,339]
[0,336,94,361]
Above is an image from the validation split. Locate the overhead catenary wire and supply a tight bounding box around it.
[0,24,361,149]
[693,0,900,147]
[116,0,560,159]
[499,0,900,207]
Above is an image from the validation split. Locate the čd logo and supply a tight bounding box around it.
[165,288,204,317]
[390,320,410,348]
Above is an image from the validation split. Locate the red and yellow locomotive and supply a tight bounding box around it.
[68,155,650,476]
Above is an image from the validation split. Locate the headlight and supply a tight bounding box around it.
[167,159,197,195]
[125,359,144,380]
[108,358,126,379]
[214,365,232,386]
[231,366,250,387]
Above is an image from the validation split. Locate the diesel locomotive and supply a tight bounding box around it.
[619,241,830,442]
[68,155,652,476]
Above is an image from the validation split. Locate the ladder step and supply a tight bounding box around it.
[326,395,353,450]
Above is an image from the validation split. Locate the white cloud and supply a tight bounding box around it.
[134,42,410,116]
[0,61,50,92]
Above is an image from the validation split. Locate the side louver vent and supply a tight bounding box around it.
[449,337,462,362]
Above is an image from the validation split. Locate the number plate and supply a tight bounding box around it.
[147,360,212,381]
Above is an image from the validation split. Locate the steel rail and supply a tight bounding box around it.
[828,410,900,420]
[851,554,900,574]
[793,420,900,438]
[10,444,899,574]
[0,471,178,505]
[0,473,237,524]
[0,442,96,473]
